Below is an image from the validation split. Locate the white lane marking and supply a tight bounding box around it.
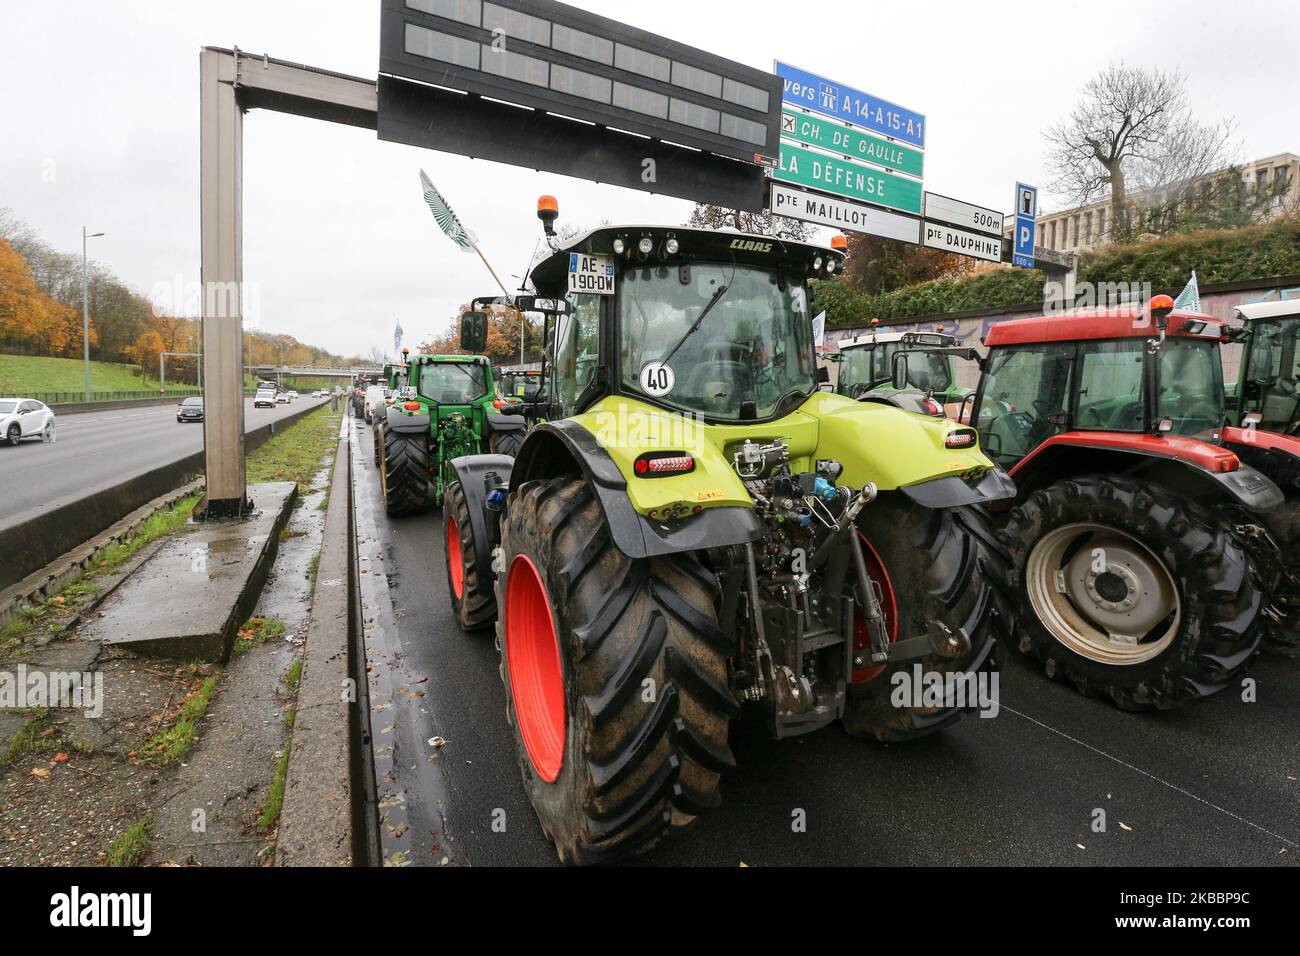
[1001,703,1298,848]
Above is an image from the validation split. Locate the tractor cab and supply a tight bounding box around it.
[834,330,960,400]
[1233,300,1300,435]
[973,305,1232,472]
[524,221,849,424]
[497,366,545,403]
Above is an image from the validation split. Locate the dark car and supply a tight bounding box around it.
[176,396,204,422]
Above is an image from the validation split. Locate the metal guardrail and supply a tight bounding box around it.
[8,388,203,404]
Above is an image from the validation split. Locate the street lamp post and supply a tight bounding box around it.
[82,227,105,402]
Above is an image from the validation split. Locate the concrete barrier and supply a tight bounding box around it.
[0,401,323,590]
[278,430,361,866]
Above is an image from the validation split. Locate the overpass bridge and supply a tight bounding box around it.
[251,365,383,380]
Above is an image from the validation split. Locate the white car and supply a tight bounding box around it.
[275,392,290,404]
[287,390,299,400]
[0,398,55,446]
[254,388,277,409]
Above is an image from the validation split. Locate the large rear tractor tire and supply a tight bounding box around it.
[996,476,1264,709]
[496,476,736,864]
[380,428,431,518]
[841,495,1006,742]
[489,427,525,458]
[443,480,496,631]
[372,420,383,469]
[1262,496,1300,656]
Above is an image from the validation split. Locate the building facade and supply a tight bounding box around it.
[1007,153,1299,253]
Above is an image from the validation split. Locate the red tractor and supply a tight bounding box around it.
[950,295,1291,708]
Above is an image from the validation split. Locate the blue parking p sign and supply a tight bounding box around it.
[1012,182,1037,269]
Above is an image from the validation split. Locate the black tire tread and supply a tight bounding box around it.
[381,427,430,517]
[497,476,735,865]
[443,479,496,630]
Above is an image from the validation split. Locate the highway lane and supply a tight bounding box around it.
[353,423,1300,868]
[0,396,331,526]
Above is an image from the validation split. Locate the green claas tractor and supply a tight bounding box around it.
[379,346,526,517]
[439,199,1017,863]
[966,295,1293,708]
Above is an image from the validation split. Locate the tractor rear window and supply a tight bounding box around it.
[1158,339,1225,437]
[417,363,487,405]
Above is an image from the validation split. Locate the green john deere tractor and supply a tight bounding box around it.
[379,347,525,517]
[439,199,1017,863]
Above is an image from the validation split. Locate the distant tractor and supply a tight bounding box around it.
[831,328,973,417]
[964,295,1289,708]
[379,351,525,516]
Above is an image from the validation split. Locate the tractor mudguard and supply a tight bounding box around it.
[1011,432,1285,512]
[1222,426,1300,494]
[449,454,515,591]
[510,419,763,560]
[899,468,1017,509]
[487,412,526,433]
[386,405,430,434]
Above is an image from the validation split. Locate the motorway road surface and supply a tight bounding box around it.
[0,396,330,527]
[351,421,1300,868]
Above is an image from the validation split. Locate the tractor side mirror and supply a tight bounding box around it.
[461,311,488,353]
[815,366,831,385]
[891,352,909,391]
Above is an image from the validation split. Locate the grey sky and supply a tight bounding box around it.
[2,0,1296,358]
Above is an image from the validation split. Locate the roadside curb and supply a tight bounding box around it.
[277,427,364,865]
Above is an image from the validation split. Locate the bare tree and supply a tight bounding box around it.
[686,203,811,241]
[1045,64,1236,241]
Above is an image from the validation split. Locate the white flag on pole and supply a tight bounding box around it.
[812,311,826,348]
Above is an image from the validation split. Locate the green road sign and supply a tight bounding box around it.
[775,146,922,215]
[780,108,924,178]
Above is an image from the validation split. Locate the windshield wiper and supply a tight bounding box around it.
[657,283,729,370]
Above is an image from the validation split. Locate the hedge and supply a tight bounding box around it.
[818,217,1300,328]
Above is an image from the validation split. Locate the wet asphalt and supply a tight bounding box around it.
[352,422,1300,868]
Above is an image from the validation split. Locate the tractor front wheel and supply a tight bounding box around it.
[998,476,1263,709]
[443,480,496,631]
[381,428,430,517]
[841,495,1006,742]
[496,476,736,864]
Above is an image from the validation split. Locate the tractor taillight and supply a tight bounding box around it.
[493,399,506,409]
[923,398,943,416]
[403,401,421,411]
[944,429,977,449]
[1214,453,1241,473]
[634,452,695,477]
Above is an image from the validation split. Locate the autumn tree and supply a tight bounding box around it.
[840,233,974,296]
[1045,64,1236,242]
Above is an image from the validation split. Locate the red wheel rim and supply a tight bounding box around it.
[505,554,566,782]
[446,517,464,599]
[852,530,899,684]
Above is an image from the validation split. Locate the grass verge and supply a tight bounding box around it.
[246,406,342,488]
[105,813,153,867]
[139,675,217,766]
[256,706,295,832]
[232,617,285,657]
